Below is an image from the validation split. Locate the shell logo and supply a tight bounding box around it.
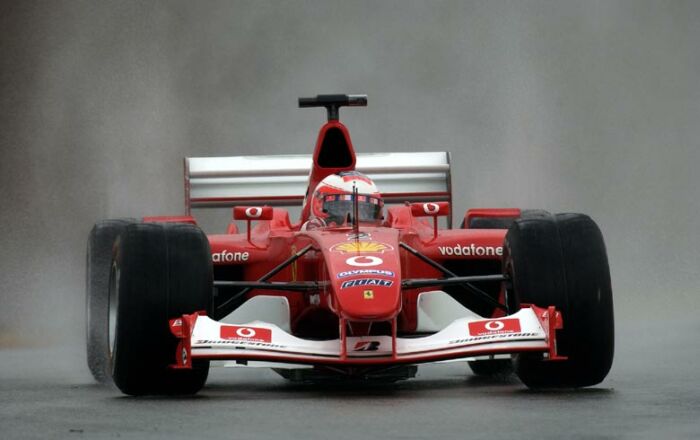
[331,241,393,254]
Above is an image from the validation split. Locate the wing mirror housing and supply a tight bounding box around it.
[410,202,450,239]
[233,206,273,244]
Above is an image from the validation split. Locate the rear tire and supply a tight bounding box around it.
[110,222,213,395]
[506,212,614,388]
[86,219,135,384]
[460,209,549,229]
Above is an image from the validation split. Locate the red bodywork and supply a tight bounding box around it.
[157,117,563,371]
[207,210,509,334]
[198,121,504,333]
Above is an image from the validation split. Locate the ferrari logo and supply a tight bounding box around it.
[363,290,374,299]
[331,241,393,253]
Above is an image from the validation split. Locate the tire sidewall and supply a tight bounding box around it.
[86,219,135,384]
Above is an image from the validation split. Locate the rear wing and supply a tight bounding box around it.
[184,151,452,223]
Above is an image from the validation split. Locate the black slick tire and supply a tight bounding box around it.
[110,222,213,395]
[505,212,614,388]
[86,218,135,384]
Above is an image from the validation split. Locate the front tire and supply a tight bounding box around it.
[506,212,614,388]
[110,222,213,395]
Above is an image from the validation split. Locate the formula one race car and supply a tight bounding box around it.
[86,94,614,395]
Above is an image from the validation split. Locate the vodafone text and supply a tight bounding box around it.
[438,244,503,257]
[212,250,250,263]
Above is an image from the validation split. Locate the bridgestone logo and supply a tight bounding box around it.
[194,339,285,349]
[448,332,538,345]
[438,244,503,257]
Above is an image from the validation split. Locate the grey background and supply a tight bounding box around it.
[2,1,700,438]
[1,0,698,363]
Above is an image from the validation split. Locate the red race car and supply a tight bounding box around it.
[86,95,614,395]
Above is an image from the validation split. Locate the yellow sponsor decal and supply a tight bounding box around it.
[331,241,393,254]
[363,290,374,299]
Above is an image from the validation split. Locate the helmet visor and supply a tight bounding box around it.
[322,194,382,225]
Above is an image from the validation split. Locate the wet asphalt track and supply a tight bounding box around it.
[1,317,698,440]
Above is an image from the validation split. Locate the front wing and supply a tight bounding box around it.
[169,305,565,368]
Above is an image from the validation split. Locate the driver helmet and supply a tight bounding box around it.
[310,171,383,226]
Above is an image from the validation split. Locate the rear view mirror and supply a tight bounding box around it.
[410,202,450,218]
[410,202,450,239]
[233,206,273,244]
[233,206,274,221]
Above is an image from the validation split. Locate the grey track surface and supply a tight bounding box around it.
[1,318,698,440]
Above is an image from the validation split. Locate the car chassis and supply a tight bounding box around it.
[87,94,613,394]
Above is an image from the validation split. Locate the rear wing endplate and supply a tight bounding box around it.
[184,151,452,220]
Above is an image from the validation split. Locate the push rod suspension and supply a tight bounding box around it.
[402,274,507,288]
[214,281,319,291]
[215,244,314,311]
[399,242,508,312]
